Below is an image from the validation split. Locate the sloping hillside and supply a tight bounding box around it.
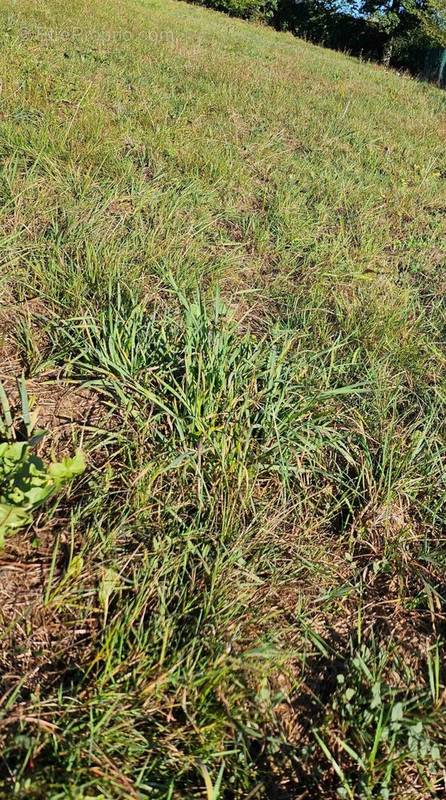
[0,1,445,798]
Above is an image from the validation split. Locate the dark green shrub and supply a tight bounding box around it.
[193,0,277,20]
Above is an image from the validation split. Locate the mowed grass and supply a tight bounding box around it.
[0,0,446,798]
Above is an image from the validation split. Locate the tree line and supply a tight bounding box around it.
[191,0,446,83]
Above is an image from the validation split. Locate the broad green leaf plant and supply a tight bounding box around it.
[0,377,85,546]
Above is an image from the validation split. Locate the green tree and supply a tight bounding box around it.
[349,0,446,63]
[413,0,446,44]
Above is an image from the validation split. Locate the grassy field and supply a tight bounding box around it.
[0,0,446,797]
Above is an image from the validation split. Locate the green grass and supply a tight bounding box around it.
[0,0,446,797]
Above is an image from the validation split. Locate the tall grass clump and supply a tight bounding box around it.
[50,285,365,524]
